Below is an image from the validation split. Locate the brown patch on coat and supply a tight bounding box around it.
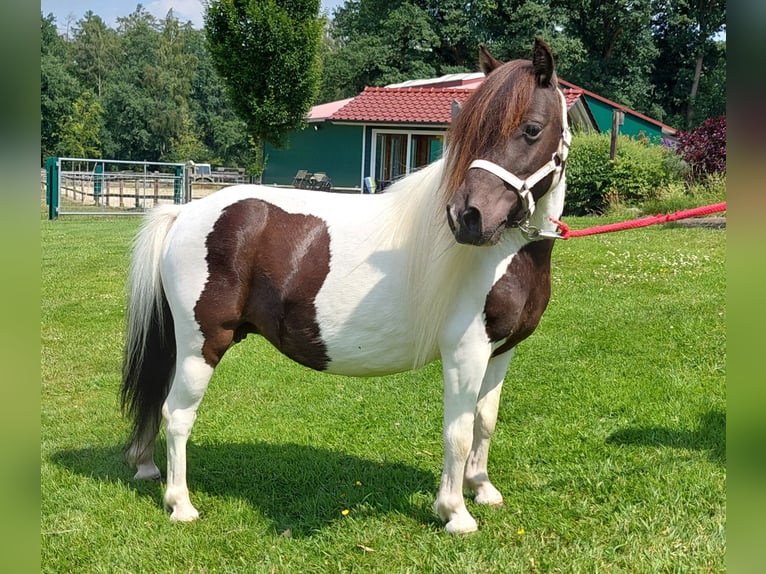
[194,198,331,370]
[484,240,554,357]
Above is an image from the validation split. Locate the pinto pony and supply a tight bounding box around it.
[121,39,570,534]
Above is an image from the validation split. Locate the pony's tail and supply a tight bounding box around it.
[120,204,183,453]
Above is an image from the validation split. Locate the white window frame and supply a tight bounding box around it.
[369,128,445,184]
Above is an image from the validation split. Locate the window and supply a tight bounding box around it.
[411,134,444,169]
[371,130,445,189]
[375,133,407,183]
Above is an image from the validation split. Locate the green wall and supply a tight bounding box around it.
[584,96,667,143]
[264,123,362,189]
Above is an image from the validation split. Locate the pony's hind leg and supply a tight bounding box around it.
[126,425,162,480]
[162,350,215,522]
[464,350,515,506]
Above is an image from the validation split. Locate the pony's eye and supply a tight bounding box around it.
[523,124,543,140]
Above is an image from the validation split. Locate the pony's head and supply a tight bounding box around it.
[444,38,570,246]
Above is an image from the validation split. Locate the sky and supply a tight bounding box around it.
[41,0,346,30]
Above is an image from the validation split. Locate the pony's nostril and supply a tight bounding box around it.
[460,207,481,234]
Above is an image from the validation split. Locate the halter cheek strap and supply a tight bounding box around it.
[466,90,572,240]
[467,142,568,234]
[467,155,565,218]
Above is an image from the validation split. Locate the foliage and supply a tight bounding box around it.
[56,90,104,157]
[639,172,726,216]
[167,110,209,163]
[41,1,726,168]
[40,8,251,167]
[565,132,682,215]
[675,116,727,180]
[476,0,586,78]
[41,212,725,572]
[323,1,725,130]
[68,11,119,99]
[205,0,323,154]
[551,0,659,115]
[651,0,726,129]
[321,1,444,99]
[41,13,81,160]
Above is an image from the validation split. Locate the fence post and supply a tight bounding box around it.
[174,166,184,204]
[609,110,624,160]
[46,157,59,220]
[94,162,104,206]
[183,161,195,202]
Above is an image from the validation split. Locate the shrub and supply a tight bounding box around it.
[565,132,682,215]
[675,116,726,180]
[641,172,727,216]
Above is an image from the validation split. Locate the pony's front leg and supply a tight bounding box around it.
[162,353,214,522]
[434,336,492,534]
[464,349,515,506]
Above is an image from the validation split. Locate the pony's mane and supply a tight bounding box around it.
[375,59,555,368]
[377,161,477,368]
[443,60,538,206]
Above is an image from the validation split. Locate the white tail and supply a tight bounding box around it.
[121,203,183,451]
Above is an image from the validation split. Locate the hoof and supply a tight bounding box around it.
[445,515,478,534]
[169,505,200,522]
[434,499,479,534]
[473,484,504,506]
[133,463,161,481]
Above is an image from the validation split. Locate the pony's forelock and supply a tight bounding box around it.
[443,61,538,205]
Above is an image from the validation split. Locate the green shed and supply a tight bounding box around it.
[559,79,678,143]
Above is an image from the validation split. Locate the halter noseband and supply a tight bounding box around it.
[466,91,572,240]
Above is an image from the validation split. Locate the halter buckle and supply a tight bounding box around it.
[517,222,564,241]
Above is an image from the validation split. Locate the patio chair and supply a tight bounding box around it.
[292,169,311,188]
[310,172,332,191]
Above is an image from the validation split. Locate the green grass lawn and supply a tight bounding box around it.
[41,212,725,573]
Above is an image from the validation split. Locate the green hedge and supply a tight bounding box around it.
[564,132,682,215]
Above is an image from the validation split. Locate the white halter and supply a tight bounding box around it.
[467,90,572,240]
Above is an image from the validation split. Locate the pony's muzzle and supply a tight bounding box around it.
[447,204,486,246]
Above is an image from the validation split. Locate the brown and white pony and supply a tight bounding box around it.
[121,38,570,534]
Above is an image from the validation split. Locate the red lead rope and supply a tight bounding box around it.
[549,202,727,239]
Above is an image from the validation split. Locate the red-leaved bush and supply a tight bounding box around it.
[675,116,726,179]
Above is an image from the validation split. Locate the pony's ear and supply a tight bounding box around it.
[479,44,504,75]
[532,37,555,87]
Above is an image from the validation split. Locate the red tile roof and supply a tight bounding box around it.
[325,82,582,125]
[328,87,476,125]
[561,87,584,109]
[308,97,354,122]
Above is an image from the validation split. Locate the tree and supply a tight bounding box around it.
[681,0,725,128]
[146,13,200,160]
[168,110,209,163]
[321,1,441,100]
[41,12,82,161]
[184,24,250,166]
[321,1,586,102]
[205,0,323,177]
[651,0,726,129]
[70,11,119,98]
[101,7,206,162]
[57,90,104,157]
[552,0,659,115]
[475,1,580,65]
